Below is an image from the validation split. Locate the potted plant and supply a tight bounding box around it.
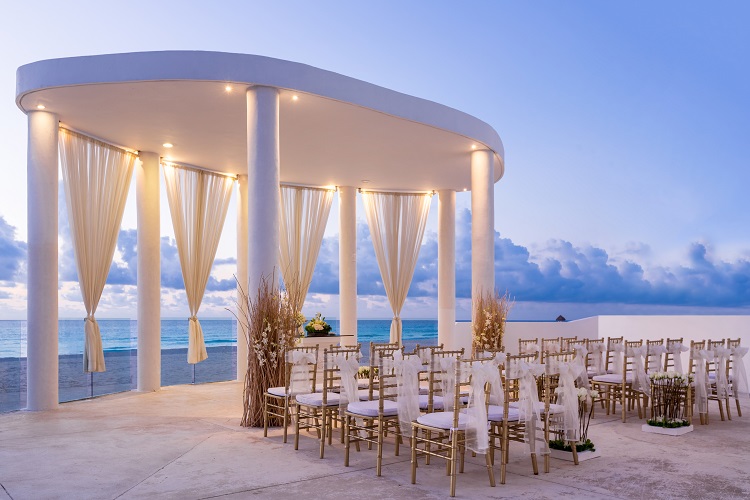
[550,387,600,461]
[304,313,332,337]
[643,371,693,435]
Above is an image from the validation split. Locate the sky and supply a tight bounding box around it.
[0,1,748,321]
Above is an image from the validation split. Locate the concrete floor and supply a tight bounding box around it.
[1,382,748,500]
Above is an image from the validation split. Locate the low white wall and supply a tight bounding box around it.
[456,316,750,392]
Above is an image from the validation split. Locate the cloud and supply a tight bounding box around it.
[0,216,27,283]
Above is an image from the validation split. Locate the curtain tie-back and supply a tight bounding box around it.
[82,315,105,373]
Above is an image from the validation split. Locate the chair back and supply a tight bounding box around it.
[427,348,464,411]
[284,344,319,394]
[664,337,684,371]
[543,350,575,403]
[688,340,707,375]
[604,336,625,373]
[586,338,606,375]
[561,336,578,351]
[540,337,562,362]
[518,338,540,357]
[646,338,665,373]
[321,344,361,405]
[368,341,401,400]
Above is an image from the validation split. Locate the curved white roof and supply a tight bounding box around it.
[16,51,504,191]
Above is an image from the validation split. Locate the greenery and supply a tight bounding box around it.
[647,417,691,428]
[549,438,596,453]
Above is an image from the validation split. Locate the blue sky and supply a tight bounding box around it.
[0,1,748,320]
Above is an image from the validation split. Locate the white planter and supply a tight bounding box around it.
[641,424,694,436]
[550,448,601,462]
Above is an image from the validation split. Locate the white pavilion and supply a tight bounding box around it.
[16,51,505,411]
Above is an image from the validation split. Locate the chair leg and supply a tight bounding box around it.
[344,415,351,467]
[621,387,627,423]
[319,410,327,459]
[411,432,418,484]
[449,432,458,497]
[485,450,496,487]
[376,419,384,476]
[263,395,269,438]
[282,399,290,443]
[531,453,539,475]
[425,430,432,465]
[718,399,726,421]
[726,396,732,420]
[736,396,743,417]
[294,404,302,450]
[571,442,579,465]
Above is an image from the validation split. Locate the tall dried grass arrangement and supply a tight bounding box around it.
[472,289,513,356]
[231,272,300,427]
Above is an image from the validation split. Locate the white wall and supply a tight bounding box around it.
[459,315,750,393]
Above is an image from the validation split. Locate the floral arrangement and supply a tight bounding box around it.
[304,312,332,336]
[230,273,299,427]
[472,289,513,356]
[550,387,598,453]
[647,371,693,428]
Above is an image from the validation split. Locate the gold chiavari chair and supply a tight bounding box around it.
[707,339,731,421]
[540,337,562,362]
[366,342,402,401]
[411,357,496,497]
[541,350,580,473]
[294,344,361,458]
[646,339,666,374]
[561,336,578,351]
[263,344,319,443]
[344,350,411,476]
[592,339,642,422]
[488,353,546,484]
[413,343,445,396]
[664,337,686,372]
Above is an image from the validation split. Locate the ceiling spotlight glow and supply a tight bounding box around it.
[225,85,232,92]
[163,143,173,148]
[471,144,477,150]
[36,104,46,110]
[292,95,299,101]
[463,188,468,192]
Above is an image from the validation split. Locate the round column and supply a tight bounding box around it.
[236,174,249,380]
[27,110,59,410]
[471,149,495,306]
[246,86,280,293]
[338,186,357,346]
[136,152,161,392]
[437,189,456,349]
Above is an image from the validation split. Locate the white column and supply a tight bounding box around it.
[27,111,58,411]
[471,149,495,305]
[136,152,161,392]
[437,189,456,349]
[236,174,249,381]
[246,86,280,293]
[338,186,357,346]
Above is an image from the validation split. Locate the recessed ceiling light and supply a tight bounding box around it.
[471,144,477,150]
[361,179,370,184]
[225,85,232,92]
[463,188,468,192]
[163,143,173,148]
[292,95,299,101]
[36,104,46,110]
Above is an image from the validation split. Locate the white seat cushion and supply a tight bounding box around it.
[418,394,444,411]
[347,399,399,417]
[358,380,371,389]
[267,386,288,397]
[417,411,467,430]
[295,392,340,406]
[592,373,633,383]
[487,405,521,422]
[419,387,430,395]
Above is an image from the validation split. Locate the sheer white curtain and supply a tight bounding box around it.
[59,128,136,373]
[361,191,432,345]
[163,164,235,364]
[279,186,334,311]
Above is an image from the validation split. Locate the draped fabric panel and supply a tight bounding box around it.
[59,128,136,373]
[279,186,334,312]
[361,191,432,345]
[163,164,235,364]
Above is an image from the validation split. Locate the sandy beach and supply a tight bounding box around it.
[0,345,237,413]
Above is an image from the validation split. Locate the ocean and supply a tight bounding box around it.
[0,318,439,413]
[0,318,440,359]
